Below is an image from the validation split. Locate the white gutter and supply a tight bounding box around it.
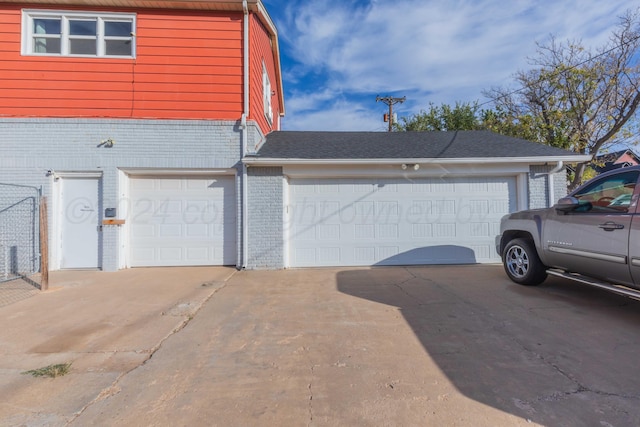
[243,155,592,166]
[240,0,249,269]
[547,160,564,207]
[548,160,565,174]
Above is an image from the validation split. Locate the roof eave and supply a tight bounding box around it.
[0,0,259,11]
[243,155,593,166]
[255,2,284,115]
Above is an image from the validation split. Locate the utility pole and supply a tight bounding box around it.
[376,95,406,132]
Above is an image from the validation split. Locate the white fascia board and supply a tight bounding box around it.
[243,155,592,166]
[283,163,528,179]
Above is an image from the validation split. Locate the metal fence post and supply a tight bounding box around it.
[39,196,48,290]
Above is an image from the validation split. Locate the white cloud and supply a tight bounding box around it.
[285,89,337,113]
[266,0,635,131]
[282,104,385,131]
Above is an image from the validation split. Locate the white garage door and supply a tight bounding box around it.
[129,175,236,267]
[288,176,516,267]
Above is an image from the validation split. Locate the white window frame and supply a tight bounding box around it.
[21,9,136,58]
[262,62,273,124]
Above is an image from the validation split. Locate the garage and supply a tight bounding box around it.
[287,176,516,267]
[129,175,236,267]
[244,130,592,270]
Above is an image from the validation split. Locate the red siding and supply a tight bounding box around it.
[0,5,244,120]
[248,13,280,134]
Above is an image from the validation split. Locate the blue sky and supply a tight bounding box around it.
[262,0,635,132]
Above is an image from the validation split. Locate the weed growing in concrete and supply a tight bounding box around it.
[22,362,72,378]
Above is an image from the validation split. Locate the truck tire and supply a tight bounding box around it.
[503,238,547,286]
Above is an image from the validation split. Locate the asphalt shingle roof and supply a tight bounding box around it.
[251,130,580,160]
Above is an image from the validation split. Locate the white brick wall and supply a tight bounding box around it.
[246,167,284,269]
[0,118,263,271]
[553,170,569,202]
[528,165,568,209]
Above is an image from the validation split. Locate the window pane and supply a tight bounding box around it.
[105,21,132,37]
[70,38,97,55]
[33,18,60,34]
[34,37,60,53]
[69,20,96,36]
[105,39,132,56]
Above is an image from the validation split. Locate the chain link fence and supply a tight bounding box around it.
[0,183,41,298]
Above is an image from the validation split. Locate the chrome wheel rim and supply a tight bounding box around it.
[506,245,529,279]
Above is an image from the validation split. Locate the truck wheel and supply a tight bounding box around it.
[503,238,547,286]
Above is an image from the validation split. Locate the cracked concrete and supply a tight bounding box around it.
[2,265,640,426]
[308,365,315,426]
[0,266,235,426]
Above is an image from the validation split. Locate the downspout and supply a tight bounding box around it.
[547,161,564,207]
[240,0,250,269]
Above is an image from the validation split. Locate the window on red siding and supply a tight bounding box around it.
[262,62,273,125]
[22,10,135,58]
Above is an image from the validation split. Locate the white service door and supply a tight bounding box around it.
[60,177,101,269]
[288,176,516,267]
[129,176,236,267]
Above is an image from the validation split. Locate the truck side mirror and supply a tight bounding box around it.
[554,196,590,213]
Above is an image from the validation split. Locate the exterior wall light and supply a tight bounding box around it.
[401,163,420,171]
[98,138,115,148]
[46,169,60,180]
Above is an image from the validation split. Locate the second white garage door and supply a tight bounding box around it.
[288,176,516,267]
[129,175,236,267]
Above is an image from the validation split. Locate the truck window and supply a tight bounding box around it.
[573,170,639,212]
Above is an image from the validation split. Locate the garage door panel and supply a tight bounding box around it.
[160,247,181,261]
[471,244,493,260]
[132,247,154,262]
[159,224,181,237]
[411,223,432,238]
[186,246,209,260]
[354,224,374,239]
[318,224,340,240]
[288,176,516,267]
[130,175,236,267]
[469,222,490,237]
[132,223,154,238]
[157,179,181,190]
[375,246,397,260]
[185,223,207,237]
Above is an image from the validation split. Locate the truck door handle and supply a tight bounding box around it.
[598,222,625,231]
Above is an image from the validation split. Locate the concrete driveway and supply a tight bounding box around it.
[1,265,640,426]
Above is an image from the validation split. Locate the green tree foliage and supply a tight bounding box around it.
[478,107,541,142]
[395,102,483,131]
[483,9,640,189]
[395,101,540,140]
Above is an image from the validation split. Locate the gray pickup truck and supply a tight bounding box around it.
[496,165,640,299]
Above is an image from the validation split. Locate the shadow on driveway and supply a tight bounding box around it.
[337,264,640,426]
